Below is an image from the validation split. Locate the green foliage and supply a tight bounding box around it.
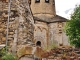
[0,47,19,60]
[1,52,19,60]
[64,5,80,47]
[0,47,6,56]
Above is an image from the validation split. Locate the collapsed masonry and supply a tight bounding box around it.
[0,0,34,53]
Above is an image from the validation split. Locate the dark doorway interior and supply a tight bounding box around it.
[36,41,41,46]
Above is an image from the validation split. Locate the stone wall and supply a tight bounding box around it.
[62,22,70,46]
[0,0,34,54]
[34,21,48,49]
[48,22,59,46]
[48,22,69,46]
[34,21,69,49]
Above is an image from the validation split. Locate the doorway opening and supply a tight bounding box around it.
[36,41,41,46]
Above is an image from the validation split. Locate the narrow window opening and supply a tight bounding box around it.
[35,0,40,3]
[45,0,49,3]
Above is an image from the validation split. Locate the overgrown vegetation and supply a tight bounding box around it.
[1,53,19,60]
[43,42,58,51]
[0,47,6,56]
[0,47,19,60]
[64,5,80,47]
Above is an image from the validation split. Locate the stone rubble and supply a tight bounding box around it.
[41,47,80,60]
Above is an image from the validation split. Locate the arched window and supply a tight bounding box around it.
[35,0,40,3]
[45,0,49,3]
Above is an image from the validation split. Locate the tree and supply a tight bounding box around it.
[65,5,80,47]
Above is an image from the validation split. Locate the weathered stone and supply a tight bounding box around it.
[0,0,71,60]
[0,0,34,57]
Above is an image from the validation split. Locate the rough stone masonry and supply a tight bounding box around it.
[0,0,34,55]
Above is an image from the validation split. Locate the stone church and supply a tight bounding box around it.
[0,0,69,51]
[30,0,69,48]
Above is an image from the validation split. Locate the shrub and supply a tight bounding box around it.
[1,52,19,60]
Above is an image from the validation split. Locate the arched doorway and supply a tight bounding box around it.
[36,41,41,47]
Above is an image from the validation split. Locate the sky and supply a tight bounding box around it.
[55,0,80,19]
